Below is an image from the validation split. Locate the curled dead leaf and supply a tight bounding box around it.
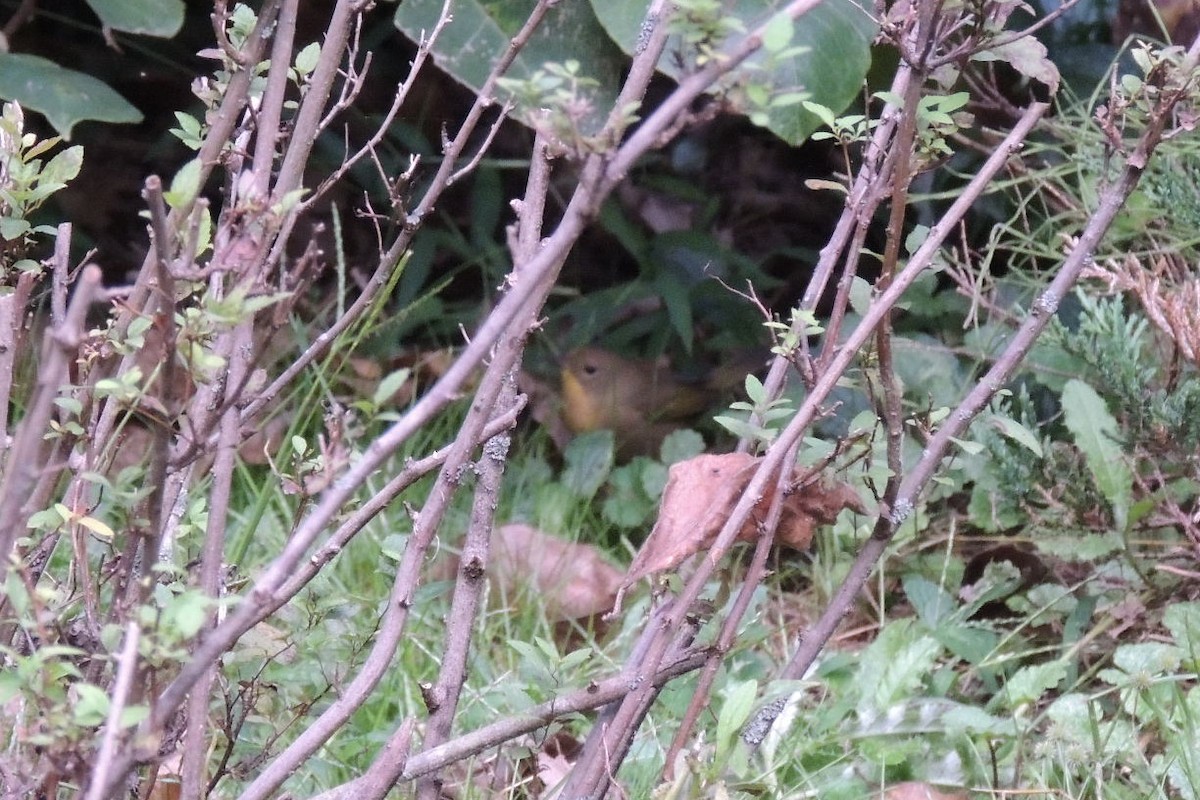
[622,452,864,586]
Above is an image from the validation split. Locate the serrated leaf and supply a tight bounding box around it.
[1002,660,1067,709]
[41,146,84,187]
[72,683,110,726]
[1061,379,1132,531]
[1112,642,1181,677]
[857,620,942,711]
[85,0,184,36]
[1163,602,1200,657]
[166,590,211,639]
[0,54,141,138]
[1034,531,1123,561]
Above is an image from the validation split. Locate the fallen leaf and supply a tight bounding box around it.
[622,453,863,586]
[882,781,968,800]
[474,523,624,623]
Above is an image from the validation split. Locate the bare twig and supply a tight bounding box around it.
[0,264,102,585]
[84,622,141,800]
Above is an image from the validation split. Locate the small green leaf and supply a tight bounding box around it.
[294,42,321,76]
[744,374,766,405]
[72,683,110,726]
[986,413,1043,457]
[848,276,873,316]
[1061,379,1132,531]
[373,368,412,408]
[1163,602,1200,657]
[166,157,203,210]
[76,515,115,542]
[166,589,212,639]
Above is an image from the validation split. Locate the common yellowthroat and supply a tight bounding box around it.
[560,347,717,458]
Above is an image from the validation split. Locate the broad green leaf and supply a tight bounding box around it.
[659,428,705,464]
[716,679,758,759]
[562,430,615,500]
[902,574,955,627]
[0,54,142,137]
[1061,379,1132,531]
[591,0,877,144]
[1163,602,1200,658]
[1002,660,1067,709]
[395,0,626,135]
[85,0,185,36]
[602,461,657,527]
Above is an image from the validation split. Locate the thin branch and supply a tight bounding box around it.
[83,622,141,800]
[0,265,102,585]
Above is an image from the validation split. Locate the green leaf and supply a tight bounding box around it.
[902,574,955,627]
[857,619,942,711]
[72,683,110,726]
[562,430,614,500]
[395,0,626,135]
[935,624,1000,665]
[165,590,211,639]
[1002,660,1067,709]
[0,54,142,138]
[1112,642,1181,678]
[761,13,794,52]
[1163,602,1200,659]
[591,0,877,144]
[166,157,203,210]
[659,428,705,464]
[985,413,1043,457]
[716,679,758,759]
[373,368,412,408]
[1061,379,1132,531]
[602,462,657,527]
[85,0,185,36]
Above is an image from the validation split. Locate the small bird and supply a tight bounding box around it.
[559,347,718,459]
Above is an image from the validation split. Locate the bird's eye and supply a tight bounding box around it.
[582,363,598,376]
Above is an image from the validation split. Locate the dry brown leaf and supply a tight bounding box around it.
[881,781,968,800]
[486,523,624,623]
[622,453,863,586]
